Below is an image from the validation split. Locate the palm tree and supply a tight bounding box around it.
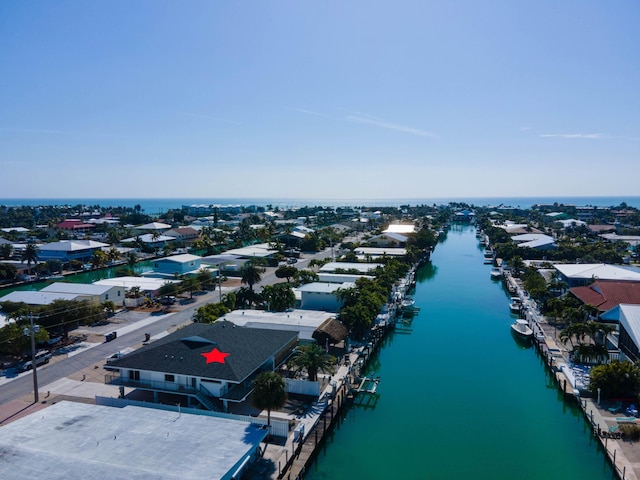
[91,249,108,269]
[107,247,122,264]
[241,264,263,292]
[21,241,39,275]
[583,321,616,347]
[126,251,138,273]
[252,371,287,441]
[288,344,336,382]
[0,243,13,259]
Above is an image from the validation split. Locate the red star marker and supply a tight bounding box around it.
[201,347,230,364]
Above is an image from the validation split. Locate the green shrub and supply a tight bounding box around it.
[620,424,640,441]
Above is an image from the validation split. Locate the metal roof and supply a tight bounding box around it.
[41,282,118,295]
[0,290,83,305]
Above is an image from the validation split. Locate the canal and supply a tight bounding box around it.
[307,223,614,479]
[0,261,153,298]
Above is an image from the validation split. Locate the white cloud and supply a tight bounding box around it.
[539,133,609,139]
[345,112,437,138]
[288,107,328,117]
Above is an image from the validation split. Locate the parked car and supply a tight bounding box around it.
[20,351,51,371]
[158,296,176,305]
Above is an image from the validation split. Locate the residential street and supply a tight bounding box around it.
[0,247,335,406]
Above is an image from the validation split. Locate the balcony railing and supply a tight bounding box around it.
[105,373,198,395]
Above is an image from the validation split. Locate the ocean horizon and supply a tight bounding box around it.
[1,196,639,215]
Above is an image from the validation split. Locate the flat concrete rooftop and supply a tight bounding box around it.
[0,401,267,480]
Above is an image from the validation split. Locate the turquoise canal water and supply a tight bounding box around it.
[0,261,153,298]
[307,224,614,480]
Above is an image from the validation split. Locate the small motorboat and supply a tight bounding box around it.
[490,267,502,279]
[511,319,533,339]
[509,297,522,314]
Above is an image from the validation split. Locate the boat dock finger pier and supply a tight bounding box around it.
[269,312,390,479]
[503,269,638,480]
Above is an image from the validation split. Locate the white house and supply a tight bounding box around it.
[0,290,85,306]
[222,308,335,341]
[383,224,416,234]
[354,246,407,259]
[40,282,124,306]
[295,282,355,312]
[319,262,382,274]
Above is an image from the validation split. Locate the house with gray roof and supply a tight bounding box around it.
[106,321,298,412]
[366,232,408,248]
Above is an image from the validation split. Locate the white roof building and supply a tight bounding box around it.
[136,221,172,231]
[318,273,375,284]
[1,227,29,233]
[94,276,179,293]
[295,282,355,312]
[121,233,175,244]
[511,234,556,250]
[557,218,587,228]
[554,264,640,286]
[354,247,407,258]
[0,291,84,305]
[601,234,640,248]
[222,309,335,341]
[319,262,382,274]
[41,282,118,296]
[0,401,267,480]
[223,243,278,258]
[383,224,416,234]
[39,239,109,252]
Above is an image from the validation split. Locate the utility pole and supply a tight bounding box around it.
[23,312,39,403]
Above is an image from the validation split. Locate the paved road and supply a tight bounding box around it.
[0,247,335,405]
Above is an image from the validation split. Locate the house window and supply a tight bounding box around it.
[105,294,109,300]
[129,370,140,381]
[118,291,121,296]
[165,374,175,382]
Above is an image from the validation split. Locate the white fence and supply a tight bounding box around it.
[286,378,321,397]
[95,396,291,438]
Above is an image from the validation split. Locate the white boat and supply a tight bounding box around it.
[511,319,533,339]
[401,297,415,309]
[490,267,502,279]
[509,297,522,314]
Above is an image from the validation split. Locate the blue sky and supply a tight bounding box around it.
[1,1,638,200]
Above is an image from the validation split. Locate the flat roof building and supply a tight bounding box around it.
[0,401,267,480]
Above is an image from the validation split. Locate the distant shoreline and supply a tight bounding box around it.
[1,196,639,215]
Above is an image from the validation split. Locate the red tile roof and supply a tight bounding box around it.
[570,280,640,312]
